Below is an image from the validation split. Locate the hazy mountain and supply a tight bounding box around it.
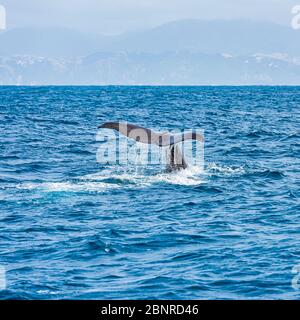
[1,20,300,57]
[1,52,300,85]
[0,27,110,57]
[1,19,300,84]
[109,20,300,56]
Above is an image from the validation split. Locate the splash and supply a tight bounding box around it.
[15,163,252,193]
[81,165,204,187]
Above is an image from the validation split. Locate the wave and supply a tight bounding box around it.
[17,181,120,193]
[205,163,246,176]
[13,162,286,193]
[13,167,205,192]
[205,163,285,179]
[81,165,204,187]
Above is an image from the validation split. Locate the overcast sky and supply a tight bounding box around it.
[1,0,299,34]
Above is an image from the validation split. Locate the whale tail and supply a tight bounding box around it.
[99,122,203,171]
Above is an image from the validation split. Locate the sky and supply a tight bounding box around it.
[1,0,299,34]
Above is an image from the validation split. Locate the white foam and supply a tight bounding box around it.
[18,181,119,193]
[17,163,244,192]
[205,163,246,176]
[81,165,204,187]
[149,166,204,186]
[37,290,58,295]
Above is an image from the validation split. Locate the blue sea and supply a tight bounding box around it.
[0,86,299,300]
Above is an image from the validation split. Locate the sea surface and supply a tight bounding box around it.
[0,86,299,300]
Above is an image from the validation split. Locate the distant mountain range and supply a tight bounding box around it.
[1,52,300,85]
[0,20,300,85]
[110,20,300,56]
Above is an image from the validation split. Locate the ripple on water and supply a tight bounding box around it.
[0,86,299,300]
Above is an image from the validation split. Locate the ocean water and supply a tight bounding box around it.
[0,86,299,300]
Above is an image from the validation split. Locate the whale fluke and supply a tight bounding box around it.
[99,122,203,146]
[98,122,203,170]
